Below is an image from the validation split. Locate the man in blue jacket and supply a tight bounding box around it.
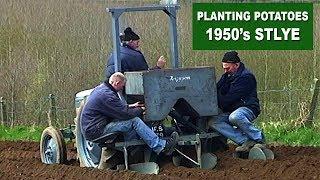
[81,72,178,155]
[209,51,264,152]
[105,27,166,78]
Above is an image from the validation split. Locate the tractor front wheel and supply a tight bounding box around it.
[40,126,67,164]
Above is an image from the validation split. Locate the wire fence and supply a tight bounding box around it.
[1,78,319,128]
[0,95,75,128]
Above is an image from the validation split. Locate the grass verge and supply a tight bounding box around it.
[0,125,44,141]
[261,121,320,147]
[1,122,320,147]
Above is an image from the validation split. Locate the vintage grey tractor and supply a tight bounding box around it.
[39,3,274,175]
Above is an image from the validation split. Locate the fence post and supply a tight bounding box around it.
[307,78,320,125]
[48,94,57,127]
[0,97,8,126]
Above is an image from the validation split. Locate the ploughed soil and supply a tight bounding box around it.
[0,141,320,180]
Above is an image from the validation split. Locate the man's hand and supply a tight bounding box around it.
[129,102,146,115]
[129,102,145,108]
[141,106,146,115]
[156,56,166,69]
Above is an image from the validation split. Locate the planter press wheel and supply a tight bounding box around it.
[248,145,275,160]
[234,144,275,160]
[75,101,118,168]
[40,126,67,164]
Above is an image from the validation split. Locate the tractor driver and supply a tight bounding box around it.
[81,72,179,156]
[105,27,166,78]
[209,51,265,152]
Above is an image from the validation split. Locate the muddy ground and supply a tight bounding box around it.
[0,141,319,180]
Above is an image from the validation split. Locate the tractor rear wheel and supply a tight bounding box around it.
[40,126,67,164]
[75,101,118,168]
[75,101,100,167]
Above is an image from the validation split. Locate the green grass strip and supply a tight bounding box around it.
[1,122,320,147]
[261,121,320,147]
[0,125,45,141]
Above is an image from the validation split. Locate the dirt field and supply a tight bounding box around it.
[0,141,319,180]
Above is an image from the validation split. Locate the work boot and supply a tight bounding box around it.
[235,140,257,152]
[162,132,179,155]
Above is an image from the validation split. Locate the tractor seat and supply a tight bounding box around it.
[91,132,122,145]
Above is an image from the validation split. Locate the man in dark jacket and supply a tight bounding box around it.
[209,51,264,152]
[81,72,178,155]
[105,27,166,78]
